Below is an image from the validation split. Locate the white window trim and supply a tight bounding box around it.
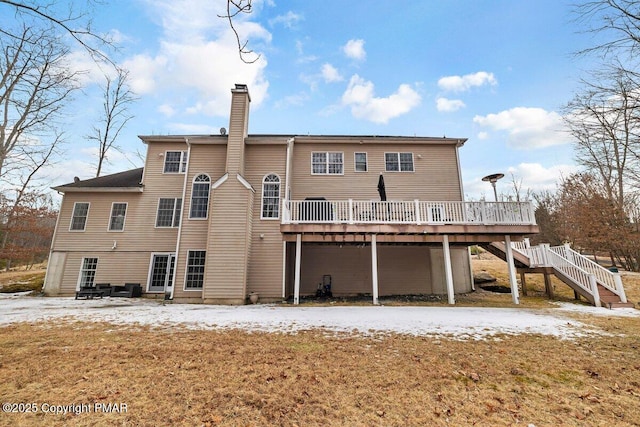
[76,256,99,291]
[162,150,188,174]
[261,173,281,220]
[354,152,368,172]
[154,198,182,228]
[189,174,211,220]
[384,152,415,173]
[311,151,344,175]
[107,202,128,232]
[69,202,90,232]
[183,249,206,291]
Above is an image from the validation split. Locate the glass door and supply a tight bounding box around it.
[148,254,175,293]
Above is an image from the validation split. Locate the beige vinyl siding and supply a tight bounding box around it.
[244,143,287,298]
[203,178,253,301]
[226,90,249,174]
[291,142,462,202]
[53,251,156,296]
[172,143,227,300]
[298,244,471,297]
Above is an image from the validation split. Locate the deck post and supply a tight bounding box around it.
[589,275,600,307]
[544,273,554,299]
[371,234,379,305]
[504,235,520,304]
[442,235,455,304]
[519,271,527,296]
[614,274,627,303]
[294,234,301,305]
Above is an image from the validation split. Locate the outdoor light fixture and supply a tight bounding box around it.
[482,173,504,202]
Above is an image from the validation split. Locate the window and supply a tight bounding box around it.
[163,151,188,173]
[312,152,343,175]
[156,198,182,227]
[185,250,206,289]
[354,152,368,172]
[70,202,90,231]
[78,257,98,288]
[109,203,127,231]
[190,174,210,219]
[261,174,280,219]
[385,152,414,172]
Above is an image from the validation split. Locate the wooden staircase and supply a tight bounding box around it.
[482,242,635,309]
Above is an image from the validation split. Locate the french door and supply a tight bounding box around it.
[148,254,175,293]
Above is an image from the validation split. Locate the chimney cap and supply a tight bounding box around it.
[234,83,248,91]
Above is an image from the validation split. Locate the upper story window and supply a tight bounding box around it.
[163,151,188,173]
[261,174,280,219]
[190,174,210,219]
[109,203,127,231]
[385,152,414,172]
[312,152,343,175]
[70,202,90,231]
[156,198,182,227]
[354,152,368,172]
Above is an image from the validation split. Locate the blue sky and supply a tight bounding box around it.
[40,0,602,199]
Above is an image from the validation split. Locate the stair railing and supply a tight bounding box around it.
[550,244,627,303]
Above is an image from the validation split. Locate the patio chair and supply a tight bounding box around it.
[96,283,112,297]
[110,283,142,298]
[75,285,105,300]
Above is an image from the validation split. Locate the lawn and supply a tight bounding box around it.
[0,258,638,426]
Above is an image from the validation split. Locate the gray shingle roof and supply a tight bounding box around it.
[53,168,144,191]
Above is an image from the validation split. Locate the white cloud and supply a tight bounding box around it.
[436,97,465,112]
[341,75,421,124]
[473,107,568,149]
[438,71,497,92]
[321,63,343,83]
[269,11,303,28]
[507,163,578,192]
[123,0,270,116]
[343,39,366,61]
[158,104,176,117]
[477,131,489,140]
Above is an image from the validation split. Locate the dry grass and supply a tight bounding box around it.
[1,260,639,426]
[1,322,639,427]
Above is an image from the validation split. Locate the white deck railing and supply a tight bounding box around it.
[282,200,536,225]
[511,241,628,305]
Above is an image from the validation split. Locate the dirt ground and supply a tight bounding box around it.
[0,258,638,426]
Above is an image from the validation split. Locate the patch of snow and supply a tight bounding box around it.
[551,302,640,317]
[0,295,624,340]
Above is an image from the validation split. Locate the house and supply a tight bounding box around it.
[43,84,540,305]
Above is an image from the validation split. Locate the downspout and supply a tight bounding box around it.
[170,137,191,300]
[282,136,294,298]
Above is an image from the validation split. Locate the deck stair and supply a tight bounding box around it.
[483,240,634,309]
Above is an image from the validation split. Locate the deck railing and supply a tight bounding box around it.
[282,199,536,225]
[512,241,628,304]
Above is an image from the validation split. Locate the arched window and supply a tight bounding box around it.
[261,174,280,219]
[190,174,211,219]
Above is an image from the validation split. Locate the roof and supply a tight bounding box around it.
[139,134,467,147]
[52,168,144,193]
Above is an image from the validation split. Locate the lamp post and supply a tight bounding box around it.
[482,173,504,202]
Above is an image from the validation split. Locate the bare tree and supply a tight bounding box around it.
[0,25,80,182]
[563,67,640,210]
[219,0,260,64]
[0,0,113,63]
[87,67,136,177]
[574,0,640,61]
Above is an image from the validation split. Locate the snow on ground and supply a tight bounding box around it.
[0,294,637,340]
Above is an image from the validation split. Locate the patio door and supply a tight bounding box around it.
[148,254,175,293]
